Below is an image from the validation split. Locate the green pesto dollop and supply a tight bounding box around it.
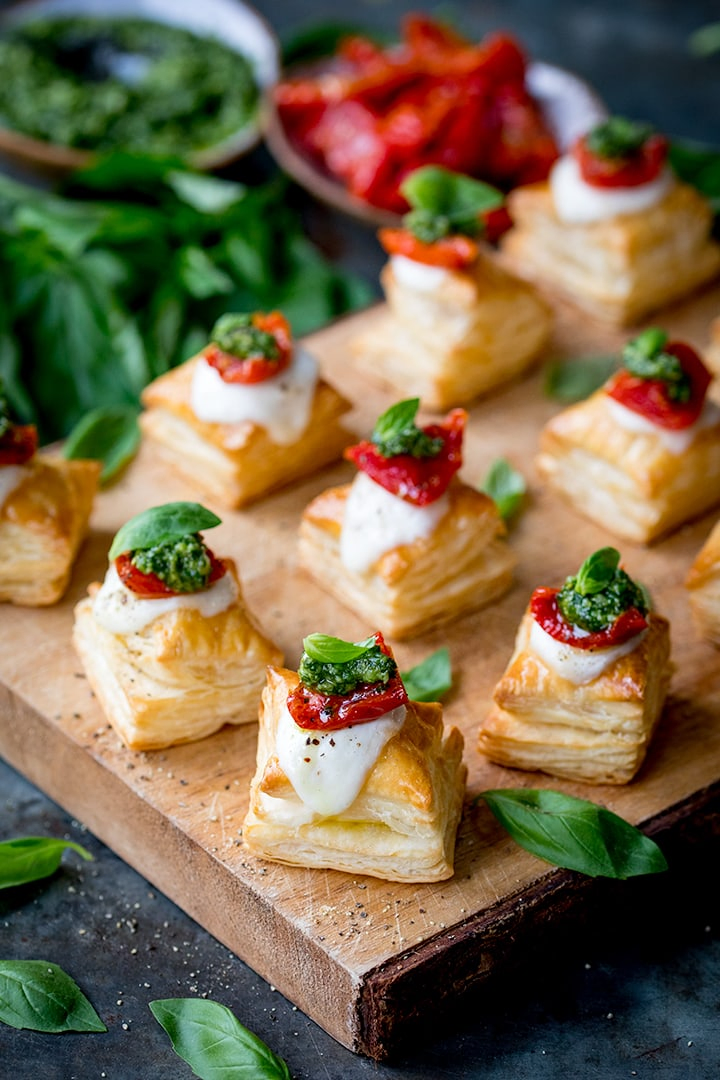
[298,645,397,696]
[131,533,212,593]
[557,548,649,633]
[210,313,280,361]
[584,116,655,160]
[622,328,691,403]
[371,398,443,460]
[0,17,258,155]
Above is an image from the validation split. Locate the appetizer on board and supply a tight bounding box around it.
[0,384,98,606]
[686,519,720,646]
[243,632,466,882]
[351,166,552,410]
[73,502,282,751]
[140,310,352,509]
[479,548,671,784]
[536,329,720,543]
[502,116,720,325]
[298,399,516,639]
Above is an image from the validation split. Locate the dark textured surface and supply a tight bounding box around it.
[2,1,720,1076]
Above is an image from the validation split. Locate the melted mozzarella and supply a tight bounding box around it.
[390,255,452,292]
[276,704,407,817]
[605,396,720,455]
[0,464,28,508]
[340,471,449,574]
[92,562,238,635]
[550,154,673,224]
[189,346,318,445]
[529,617,646,685]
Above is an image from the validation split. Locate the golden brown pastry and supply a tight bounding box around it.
[0,425,98,606]
[243,634,466,882]
[140,311,351,509]
[479,549,672,784]
[73,502,282,751]
[298,402,515,639]
[502,118,720,326]
[537,331,720,543]
[706,317,720,383]
[686,519,720,646]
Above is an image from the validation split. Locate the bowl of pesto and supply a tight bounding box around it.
[0,0,279,173]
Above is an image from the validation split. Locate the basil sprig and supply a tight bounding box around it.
[0,836,92,890]
[0,960,106,1033]
[584,116,655,159]
[400,165,503,241]
[480,789,668,879]
[544,355,619,403]
[63,404,140,485]
[108,502,221,561]
[211,312,281,361]
[150,998,291,1080]
[401,648,452,702]
[622,328,691,402]
[302,633,375,664]
[480,458,526,521]
[371,398,443,459]
[573,547,620,595]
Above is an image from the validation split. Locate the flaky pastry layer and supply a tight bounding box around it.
[686,518,720,646]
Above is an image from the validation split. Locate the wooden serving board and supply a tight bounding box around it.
[2,288,720,1059]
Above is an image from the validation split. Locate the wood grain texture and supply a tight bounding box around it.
[2,283,720,1058]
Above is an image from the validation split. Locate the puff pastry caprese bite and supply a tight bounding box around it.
[73,501,282,751]
[537,329,720,543]
[686,519,720,647]
[352,166,551,409]
[140,310,351,509]
[502,116,720,325]
[243,631,466,882]
[298,399,516,639]
[0,389,98,606]
[479,548,671,784]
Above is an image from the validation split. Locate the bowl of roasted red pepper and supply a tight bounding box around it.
[267,14,607,225]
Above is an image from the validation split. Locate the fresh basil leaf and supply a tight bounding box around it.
[0,960,106,1033]
[401,166,503,227]
[177,246,235,300]
[668,140,720,213]
[574,547,621,595]
[401,648,452,702]
[150,998,291,1080]
[544,355,619,403]
[166,171,246,215]
[108,502,222,560]
[0,836,93,890]
[480,458,526,521]
[302,633,375,664]
[480,789,668,879]
[63,405,140,485]
[372,399,421,444]
[688,21,720,57]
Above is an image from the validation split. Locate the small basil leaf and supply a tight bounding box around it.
[0,836,93,890]
[400,166,503,226]
[544,355,619,403]
[150,998,291,1080]
[480,789,668,879]
[108,502,222,561]
[480,458,526,521]
[177,246,235,301]
[302,633,375,664]
[574,547,621,596]
[401,648,452,702]
[166,171,246,215]
[372,399,421,444]
[63,405,140,485]
[688,22,720,58]
[0,960,106,1033]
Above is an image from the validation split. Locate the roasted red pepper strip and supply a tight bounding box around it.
[606,342,711,431]
[379,227,479,269]
[345,408,466,506]
[287,632,409,730]
[204,312,292,385]
[530,587,648,650]
[573,132,668,189]
[115,550,226,598]
[0,424,38,466]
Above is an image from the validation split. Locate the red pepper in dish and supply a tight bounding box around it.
[606,329,711,431]
[204,311,292,385]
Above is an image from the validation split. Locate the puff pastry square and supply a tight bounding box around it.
[73,561,282,751]
[140,356,352,509]
[536,388,720,543]
[478,610,671,784]
[351,254,551,410]
[502,180,720,325]
[298,481,516,640]
[0,455,98,606]
[686,519,720,646]
[243,666,467,882]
